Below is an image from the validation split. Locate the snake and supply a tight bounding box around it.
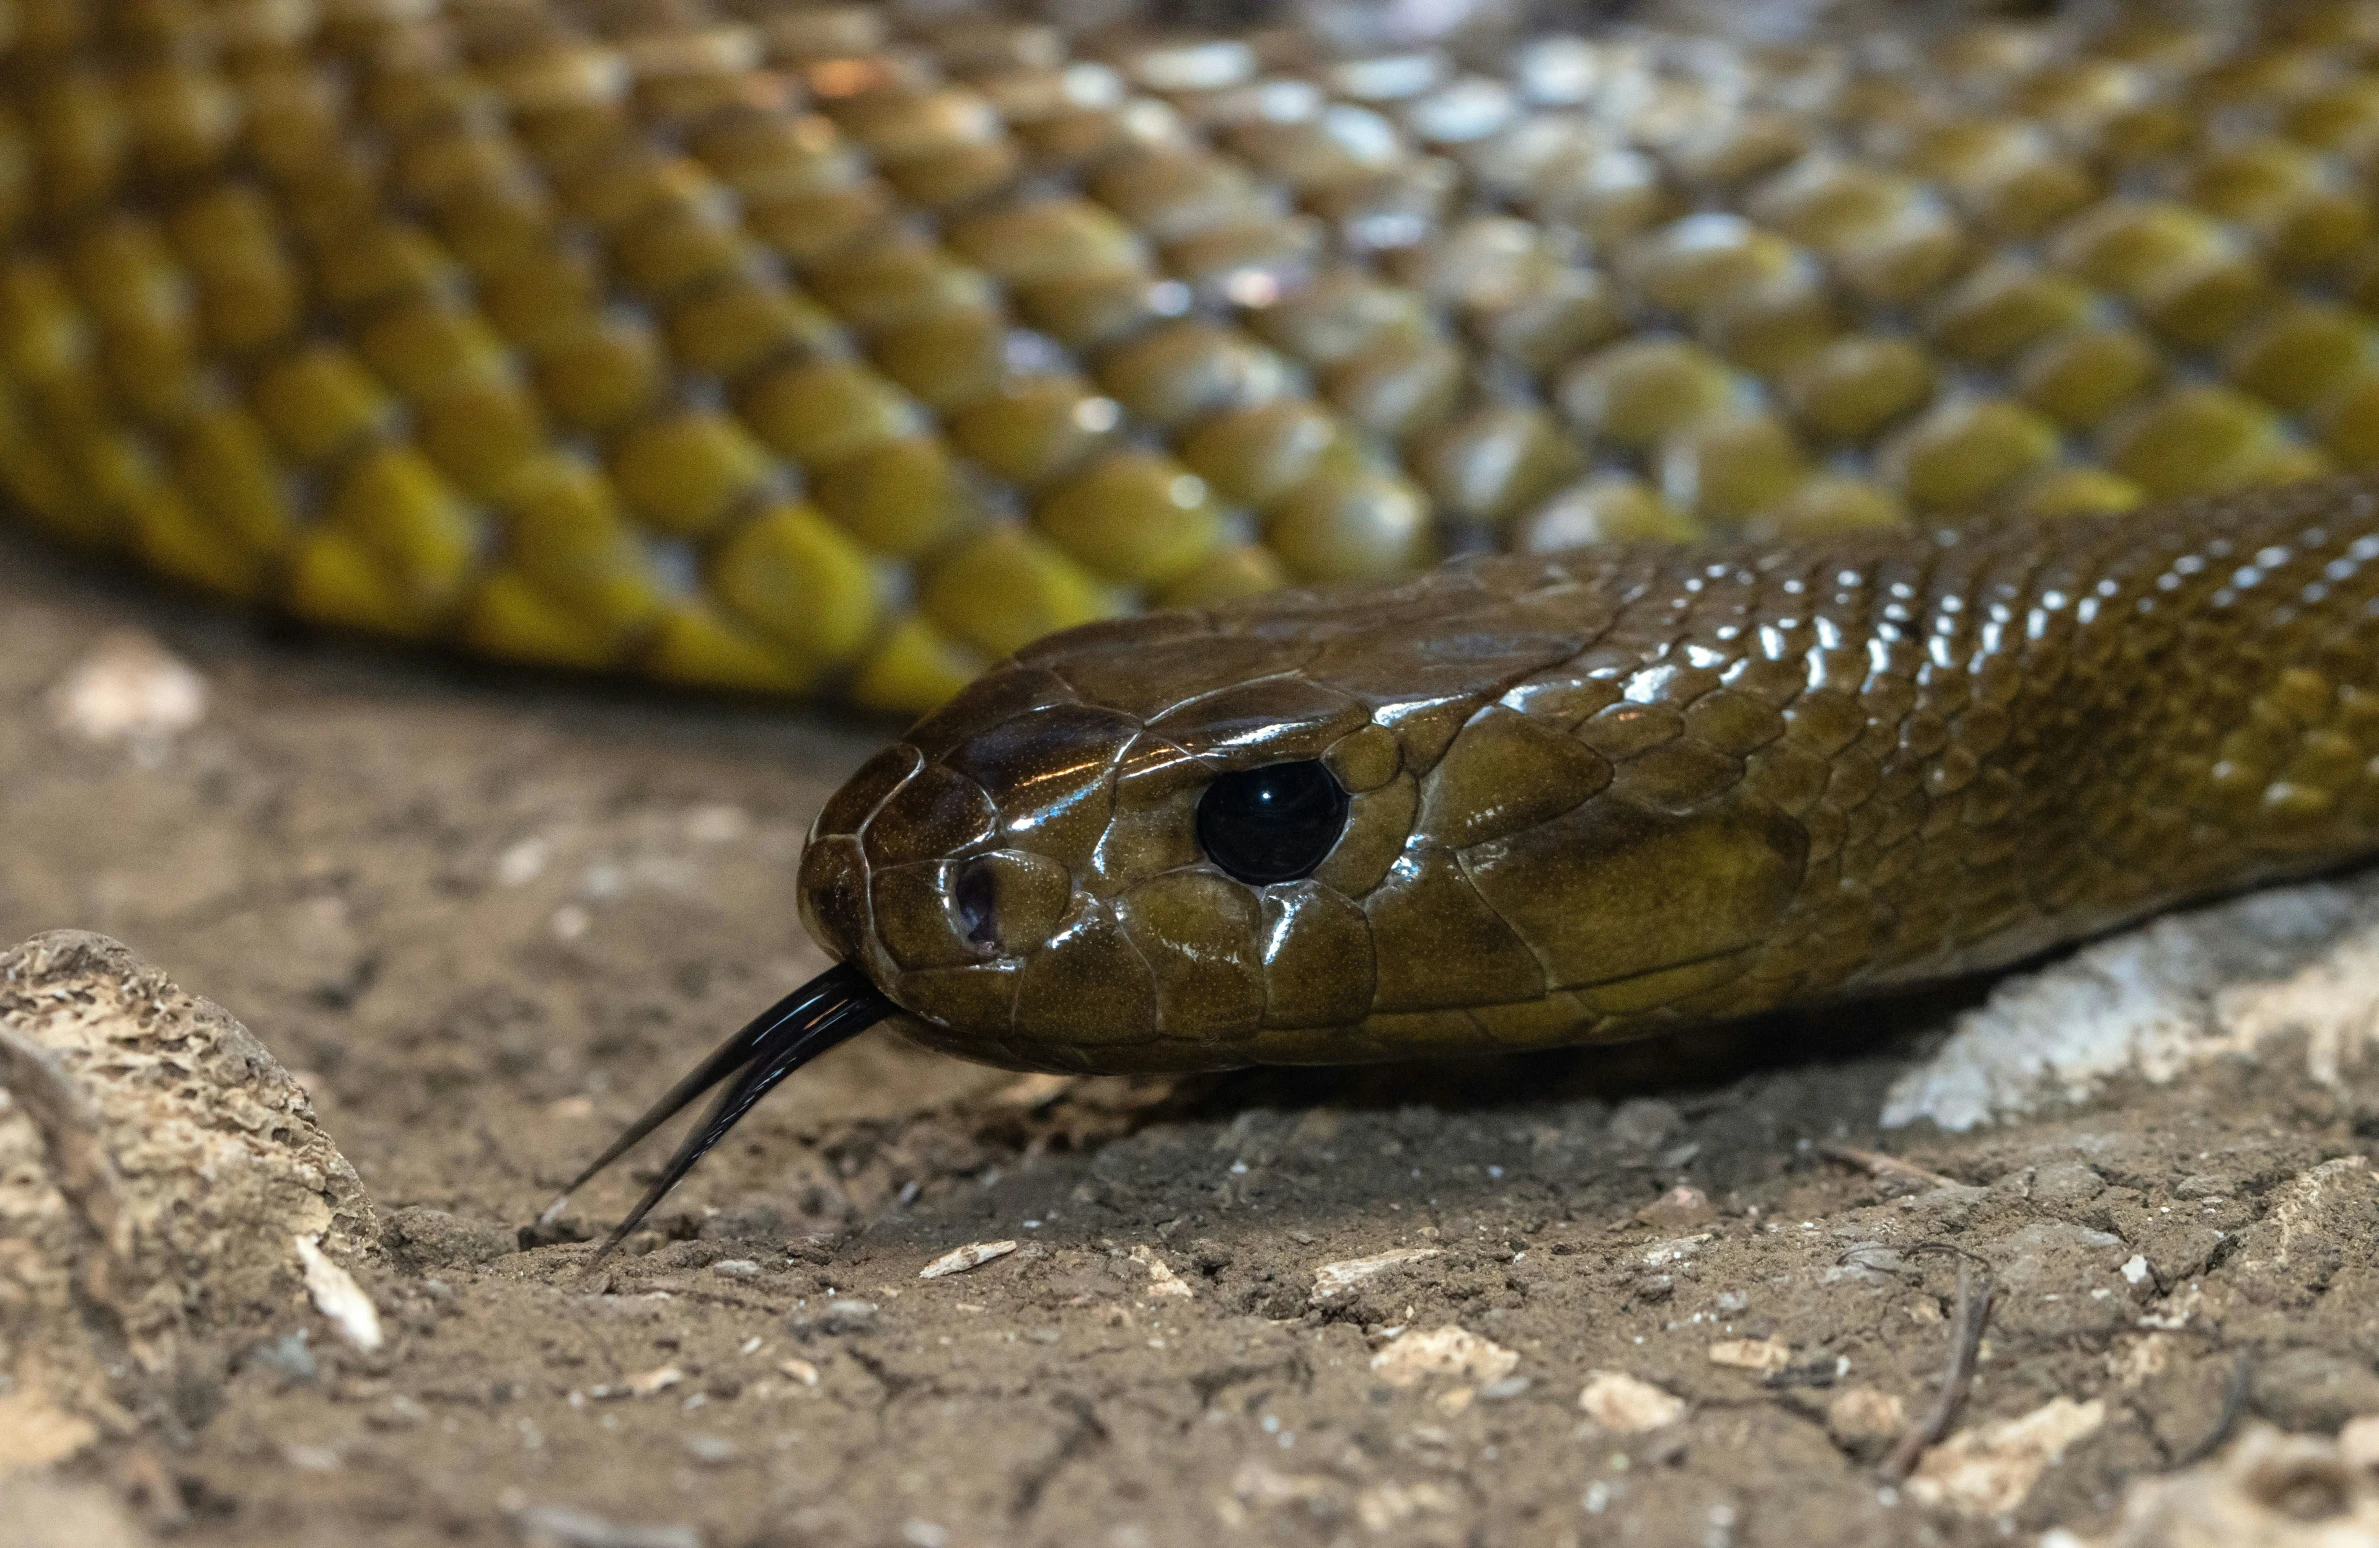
[20,0,2379,1241]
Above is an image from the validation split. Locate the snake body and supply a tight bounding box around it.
[800,477,2379,1070]
[23,3,2379,1086]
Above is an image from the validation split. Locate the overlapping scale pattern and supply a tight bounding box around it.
[13,0,2379,714]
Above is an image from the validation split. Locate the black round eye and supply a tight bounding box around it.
[1195,760,1350,885]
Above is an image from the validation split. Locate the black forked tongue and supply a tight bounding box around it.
[543,961,890,1262]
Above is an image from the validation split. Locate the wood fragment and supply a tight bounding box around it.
[1883,1255,1997,1482]
[1820,1142,1956,1190]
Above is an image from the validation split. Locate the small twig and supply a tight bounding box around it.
[1819,1142,1956,1191]
[2170,1350,2255,1469]
[1882,1253,1998,1481]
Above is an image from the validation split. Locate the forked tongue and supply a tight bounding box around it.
[542,961,890,1260]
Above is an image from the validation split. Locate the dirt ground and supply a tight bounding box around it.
[5,528,2379,1548]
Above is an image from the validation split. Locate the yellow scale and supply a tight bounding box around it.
[8,0,2379,715]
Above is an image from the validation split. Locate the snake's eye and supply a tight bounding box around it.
[1195,760,1350,885]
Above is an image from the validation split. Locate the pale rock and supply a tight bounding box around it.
[1577,1372,1687,1432]
[1370,1325,1518,1388]
[1906,1396,2105,1518]
[295,1234,382,1352]
[0,932,375,1454]
[0,1475,144,1548]
[1825,1387,1907,1455]
[48,629,207,751]
[918,1240,1019,1279]
[1310,1246,1443,1304]
[1884,878,2379,1131]
[2060,1422,2379,1547]
[1707,1335,1792,1373]
[1130,1245,1194,1299]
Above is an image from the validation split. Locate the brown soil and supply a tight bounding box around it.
[5,531,2378,1548]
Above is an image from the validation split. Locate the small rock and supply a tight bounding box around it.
[624,1365,683,1398]
[1578,1372,1686,1433]
[821,1299,878,1335]
[1130,1245,1193,1299]
[296,1235,383,1352]
[385,1206,516,1272]
[2071,1422,2379,1547]
[1826,1387,1908,1459]
[2340,1414,2379,1472]
[1370,1326,1518,1389]
[1707,1336,1792,1374]
[711,1260,761,1279]
[0,1475,144,1548]
[1354,1480,1459,1532]
[918,1240,1019,1279]
[1907,1396,2105,1518]
[1641,1234,1711,1267]
[1635,1185,1715,1231]
[0,932,375,1450]
[777,1358,820,1387]
[0,1389,100,1473]
[48,629,207,750]
[1310,1246,1442,1305]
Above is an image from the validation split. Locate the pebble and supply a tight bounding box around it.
[1370,1326,1518,1389]
[297,1234,384,1353]
[1906,1396,2105,1519]
[711,1259,761,1279]
[1635,1185,1715,1231]
[1310,1246,1443,1304]
[1707,1336,1792,1373]
[1825,1387,1908,1458]
[1130,1245,1194,1299]
[2038,1421,2370,1547]
[821,1299,879,1334]
[2342,1414,2379,1472]
[624,1365,683,1398]
[918,1240,1019,1279]
[1577,1372,1686,1433]
[48,629,207,751]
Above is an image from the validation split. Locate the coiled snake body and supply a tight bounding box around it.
[22,0,2379,1226]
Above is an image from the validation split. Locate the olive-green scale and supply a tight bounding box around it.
[7,0,2379,715]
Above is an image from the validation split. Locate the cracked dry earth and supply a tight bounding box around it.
[6,527,2379,1548]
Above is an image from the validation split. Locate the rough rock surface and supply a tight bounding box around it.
[2048,1422,2379,1548]
[1885,877,2379,1131]
[0,930,374,1471]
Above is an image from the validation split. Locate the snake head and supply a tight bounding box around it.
[797,613,1366,1071]
[796,575,1612,1072]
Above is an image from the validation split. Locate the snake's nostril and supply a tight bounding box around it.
[954,859,998,947]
